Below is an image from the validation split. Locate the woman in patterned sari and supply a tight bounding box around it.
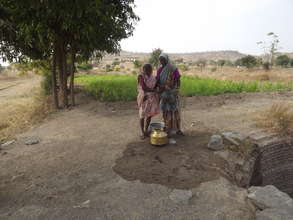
[157,53,184,136]
[137,64,160,139]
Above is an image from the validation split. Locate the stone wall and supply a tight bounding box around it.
[257,141,293,197]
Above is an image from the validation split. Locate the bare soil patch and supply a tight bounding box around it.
[114,131,231,189]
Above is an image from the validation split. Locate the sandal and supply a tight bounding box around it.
[176,130,185,136]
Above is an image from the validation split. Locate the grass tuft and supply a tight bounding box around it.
[255,102,293,135]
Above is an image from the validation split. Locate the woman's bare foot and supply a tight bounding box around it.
[176,130,184,136]
[140,134,146,140]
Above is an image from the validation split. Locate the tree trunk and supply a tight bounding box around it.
[56,39,69,108]
[56,41,64,108]
[70,48,76,106]
[52,45,59,109]
[62,46,68,108]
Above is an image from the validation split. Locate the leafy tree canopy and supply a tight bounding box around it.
[275,55,290,67]
[149,48,163,68]
[0,0,139,108]
[235,55,257,69]
[0,0,139,62]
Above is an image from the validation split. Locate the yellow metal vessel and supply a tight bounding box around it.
[150,128,168,146]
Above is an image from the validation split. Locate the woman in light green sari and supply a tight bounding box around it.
[156,53,184,135]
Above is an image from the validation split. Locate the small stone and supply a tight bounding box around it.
[248,185,293,210]
[24,137,40,145]
[73,200,90,209]
[169,189,192,205]
[222,132,245,142]
[1,140,15,147]
[208,135,224,151]
[169,138,176,145]
[223,136,240,146]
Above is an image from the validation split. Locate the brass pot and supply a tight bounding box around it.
[150,128,168,146]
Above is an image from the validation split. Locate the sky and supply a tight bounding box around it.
[120,0,293,55]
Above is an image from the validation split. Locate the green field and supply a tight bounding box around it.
[75,74,293,102]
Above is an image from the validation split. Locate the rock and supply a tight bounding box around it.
[1,140,15,147]
[248,185,293,210]
[222,132,245,142]
[73,200,91,209]
[169,138,176,145]
[191,177,255,219]
[256,208,293,220]
[223,135,240,146]
[208,135,224,151]
[24,137,40,145]
[169,189,192,205]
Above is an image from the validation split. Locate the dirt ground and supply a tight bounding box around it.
[2,80,293,219]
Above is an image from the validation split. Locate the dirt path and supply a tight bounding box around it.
[1,90,293,219]
[0,76,41,103]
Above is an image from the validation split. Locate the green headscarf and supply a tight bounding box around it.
[159,53,176,85]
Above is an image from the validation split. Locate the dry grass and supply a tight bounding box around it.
[0,85,53,142]
[255,102,293,135]
[185,66,293,82]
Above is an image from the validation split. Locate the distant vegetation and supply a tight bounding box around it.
[76,74,293,102]
[77,62,93,71]
[149,48,163,68]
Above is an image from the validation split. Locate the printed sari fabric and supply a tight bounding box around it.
[157,64,181,132]
[137,73,160,119]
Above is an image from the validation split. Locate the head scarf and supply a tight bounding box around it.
[159,53,176,84]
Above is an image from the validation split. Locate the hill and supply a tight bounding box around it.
[102,50,247,62]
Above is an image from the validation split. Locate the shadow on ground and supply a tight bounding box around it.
[113,131,231,189]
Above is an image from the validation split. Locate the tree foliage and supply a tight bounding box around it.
[133,59,142,69]
[217,60,226,67]
[149,48,163,68]
[0,0,139,108]
[275,55,290,67]
[235,56,257,69]
[257,32,280,66]
[290,59,293,67]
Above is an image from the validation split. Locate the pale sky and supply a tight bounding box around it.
[121,0,293,55]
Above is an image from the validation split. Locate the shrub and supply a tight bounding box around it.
[114,65,120,72]
[275,55,290,67]
[290,59,293,67]
[255,103,293,135]
[178,63,189,71]
[131,70,137,75]
[105,64,113,72]
[236,56,257,69]
[149,48,163,67]
[133,60,142,69]
[112,60,120,66]
[224,60,234,67]
[196,59,207,67]
[41,70,52,95]
[211,67,217,72]
[77,62,93,71]
[217,60,226,67]
[209,60,217,66]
